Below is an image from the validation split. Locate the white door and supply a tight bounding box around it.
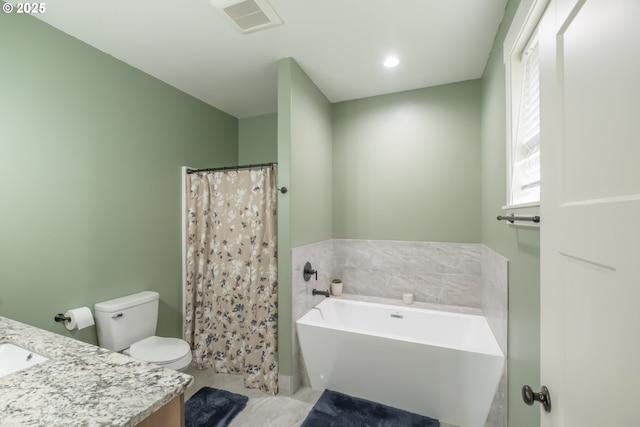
[539,0,640,426]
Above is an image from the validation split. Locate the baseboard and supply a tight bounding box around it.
[278,373,300,395]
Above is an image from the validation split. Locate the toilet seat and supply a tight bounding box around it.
[130,336,192,370]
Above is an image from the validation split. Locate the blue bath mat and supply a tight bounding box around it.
[301,389,440,427]
[185,386,248,427]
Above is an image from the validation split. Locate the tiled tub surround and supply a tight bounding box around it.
[289,239,334,395]
[481,245,508,356]
[291,239,508,427]
[481,246,509,427]
[0,316,193,426]
[292,240,492,317]
[333,239,483,307]
[292,239,335,323]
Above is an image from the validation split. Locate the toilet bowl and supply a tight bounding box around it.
[127,336,192,371]
[94,291,192,371]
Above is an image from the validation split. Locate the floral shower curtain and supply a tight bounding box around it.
[184,166,278,394]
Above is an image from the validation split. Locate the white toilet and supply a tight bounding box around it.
[94,291,192,371]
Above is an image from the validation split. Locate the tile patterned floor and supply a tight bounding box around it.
[184,366,457,427]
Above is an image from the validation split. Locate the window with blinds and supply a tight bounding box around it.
[510,33,540,205]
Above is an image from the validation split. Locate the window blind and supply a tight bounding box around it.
[511,36,540,205]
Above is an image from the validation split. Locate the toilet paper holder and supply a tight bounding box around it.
[54,313,71,323]
[54,307,95,331]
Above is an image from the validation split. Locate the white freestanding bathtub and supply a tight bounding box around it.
[296,298,504,427]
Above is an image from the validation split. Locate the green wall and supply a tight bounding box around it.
[276,59,293,376]
[480,1,540,426]
[277,58,333,376]
[238,113,278,164]
[288,63,333,248]
[332,81,482,242]
[0,10,238,343]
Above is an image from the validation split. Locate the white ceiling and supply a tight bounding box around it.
[14,0,508,118]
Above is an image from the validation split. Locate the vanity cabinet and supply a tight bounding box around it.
[137,394,185,427]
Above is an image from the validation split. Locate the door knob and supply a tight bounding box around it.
[522,385,552,412]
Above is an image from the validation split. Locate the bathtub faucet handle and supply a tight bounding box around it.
[303,262,318,281]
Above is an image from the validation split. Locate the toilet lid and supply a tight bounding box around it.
[130,336,191,364]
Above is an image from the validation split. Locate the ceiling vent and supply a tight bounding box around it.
[210,0,283,34]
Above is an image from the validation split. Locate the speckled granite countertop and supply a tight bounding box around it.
[0,316,193,426]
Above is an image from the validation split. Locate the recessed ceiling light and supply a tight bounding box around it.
[383,56,400,68]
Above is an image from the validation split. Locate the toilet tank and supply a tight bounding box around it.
[94,291,159,352]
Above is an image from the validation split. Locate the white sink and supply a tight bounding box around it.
[0,343,48,378]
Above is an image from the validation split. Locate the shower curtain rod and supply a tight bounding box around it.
[186,162,277,174]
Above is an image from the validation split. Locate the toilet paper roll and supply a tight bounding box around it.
[65,307,95,331]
